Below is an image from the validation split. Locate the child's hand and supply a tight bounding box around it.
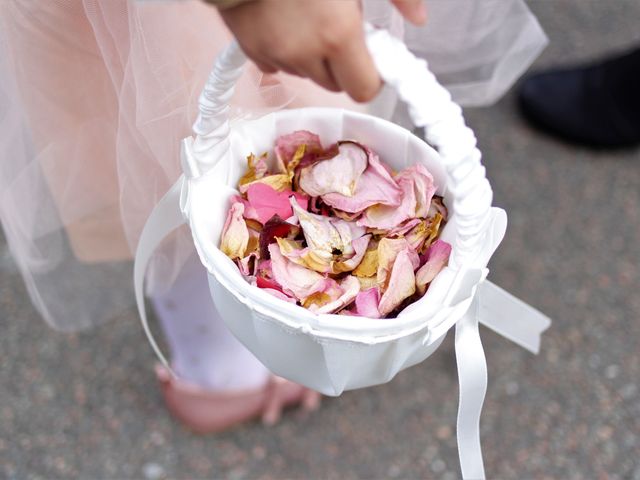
[219,0,426,103]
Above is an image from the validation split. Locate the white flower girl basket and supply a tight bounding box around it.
[135,25,551,479]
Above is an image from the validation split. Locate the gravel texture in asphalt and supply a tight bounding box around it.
[1,1,640,478]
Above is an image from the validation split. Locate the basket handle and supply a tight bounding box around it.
[183,24,492,270]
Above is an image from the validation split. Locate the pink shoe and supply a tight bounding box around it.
[155,365,322,433]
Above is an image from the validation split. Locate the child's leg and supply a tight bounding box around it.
[151,253,270,391]
[150,254,320,433]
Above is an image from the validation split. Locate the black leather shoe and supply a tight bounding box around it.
[519,48,640,148]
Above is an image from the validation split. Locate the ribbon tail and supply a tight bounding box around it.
[478,281,552,354]
[455,297,487,480]
[134,176,187,376]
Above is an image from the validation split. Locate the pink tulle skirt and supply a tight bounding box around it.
[0,0,547,331]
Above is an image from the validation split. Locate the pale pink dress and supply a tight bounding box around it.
[0,0,547,391]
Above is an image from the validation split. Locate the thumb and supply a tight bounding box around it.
[390,0,427,26]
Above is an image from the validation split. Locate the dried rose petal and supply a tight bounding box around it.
[333,234,371,273]
[277,234,371,275]
[415,239,452,295]
[352,246,379,278]
[388,218,422,237]
[357,276,379,291]
[256,259,272,276]
[378,249,417,316]
[268,243,333,300]
[408,164,436,218]
[406,213,444,253]
[360,164,435,230]
[277,237,333,274]
[295,142,340,174]
[237,252,259,276]
[238,153,268,191]
[290,197,366,260]
[259,215,300,259]
[354,287,382,318]
[321,146,402,213]
[254,275,297,303]
[359,173,416,230]
[376,238,419,287]
[262,288,298,303]
[313,275,361,314]
[220,202,249,259]
[275,130,323,173]
[428,195,448,220]
[223,130,449,319]
[255,276,286,295]
[244,183,308,225]
[302,292,332,310]
[331,208,362,222]
[239,174,292,194]
[299,141,368,197]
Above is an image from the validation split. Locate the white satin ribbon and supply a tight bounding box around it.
[456,297,488,480]
[478,280,551,354]
[134,176,551,480]
[134,176,186,377]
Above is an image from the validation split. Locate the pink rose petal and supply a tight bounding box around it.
[322,147,402,213]
[376,238,419,286]
[359,173,416,230]
[245,183,308,225]
[268,243,331,300]
[299,141,368,197]
[262,288,297,303]
[354,287,382,319]
[416,240,452,295]
[404,220,430,252]
[378,249,417,316]
[409,164,437,218]
[314,275,361,314]
[388,218,422,237]
[359,164,436,230]
[275,130,323,172]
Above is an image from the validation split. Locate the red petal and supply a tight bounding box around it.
[259,215,300,259]
[256,276,284,293]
